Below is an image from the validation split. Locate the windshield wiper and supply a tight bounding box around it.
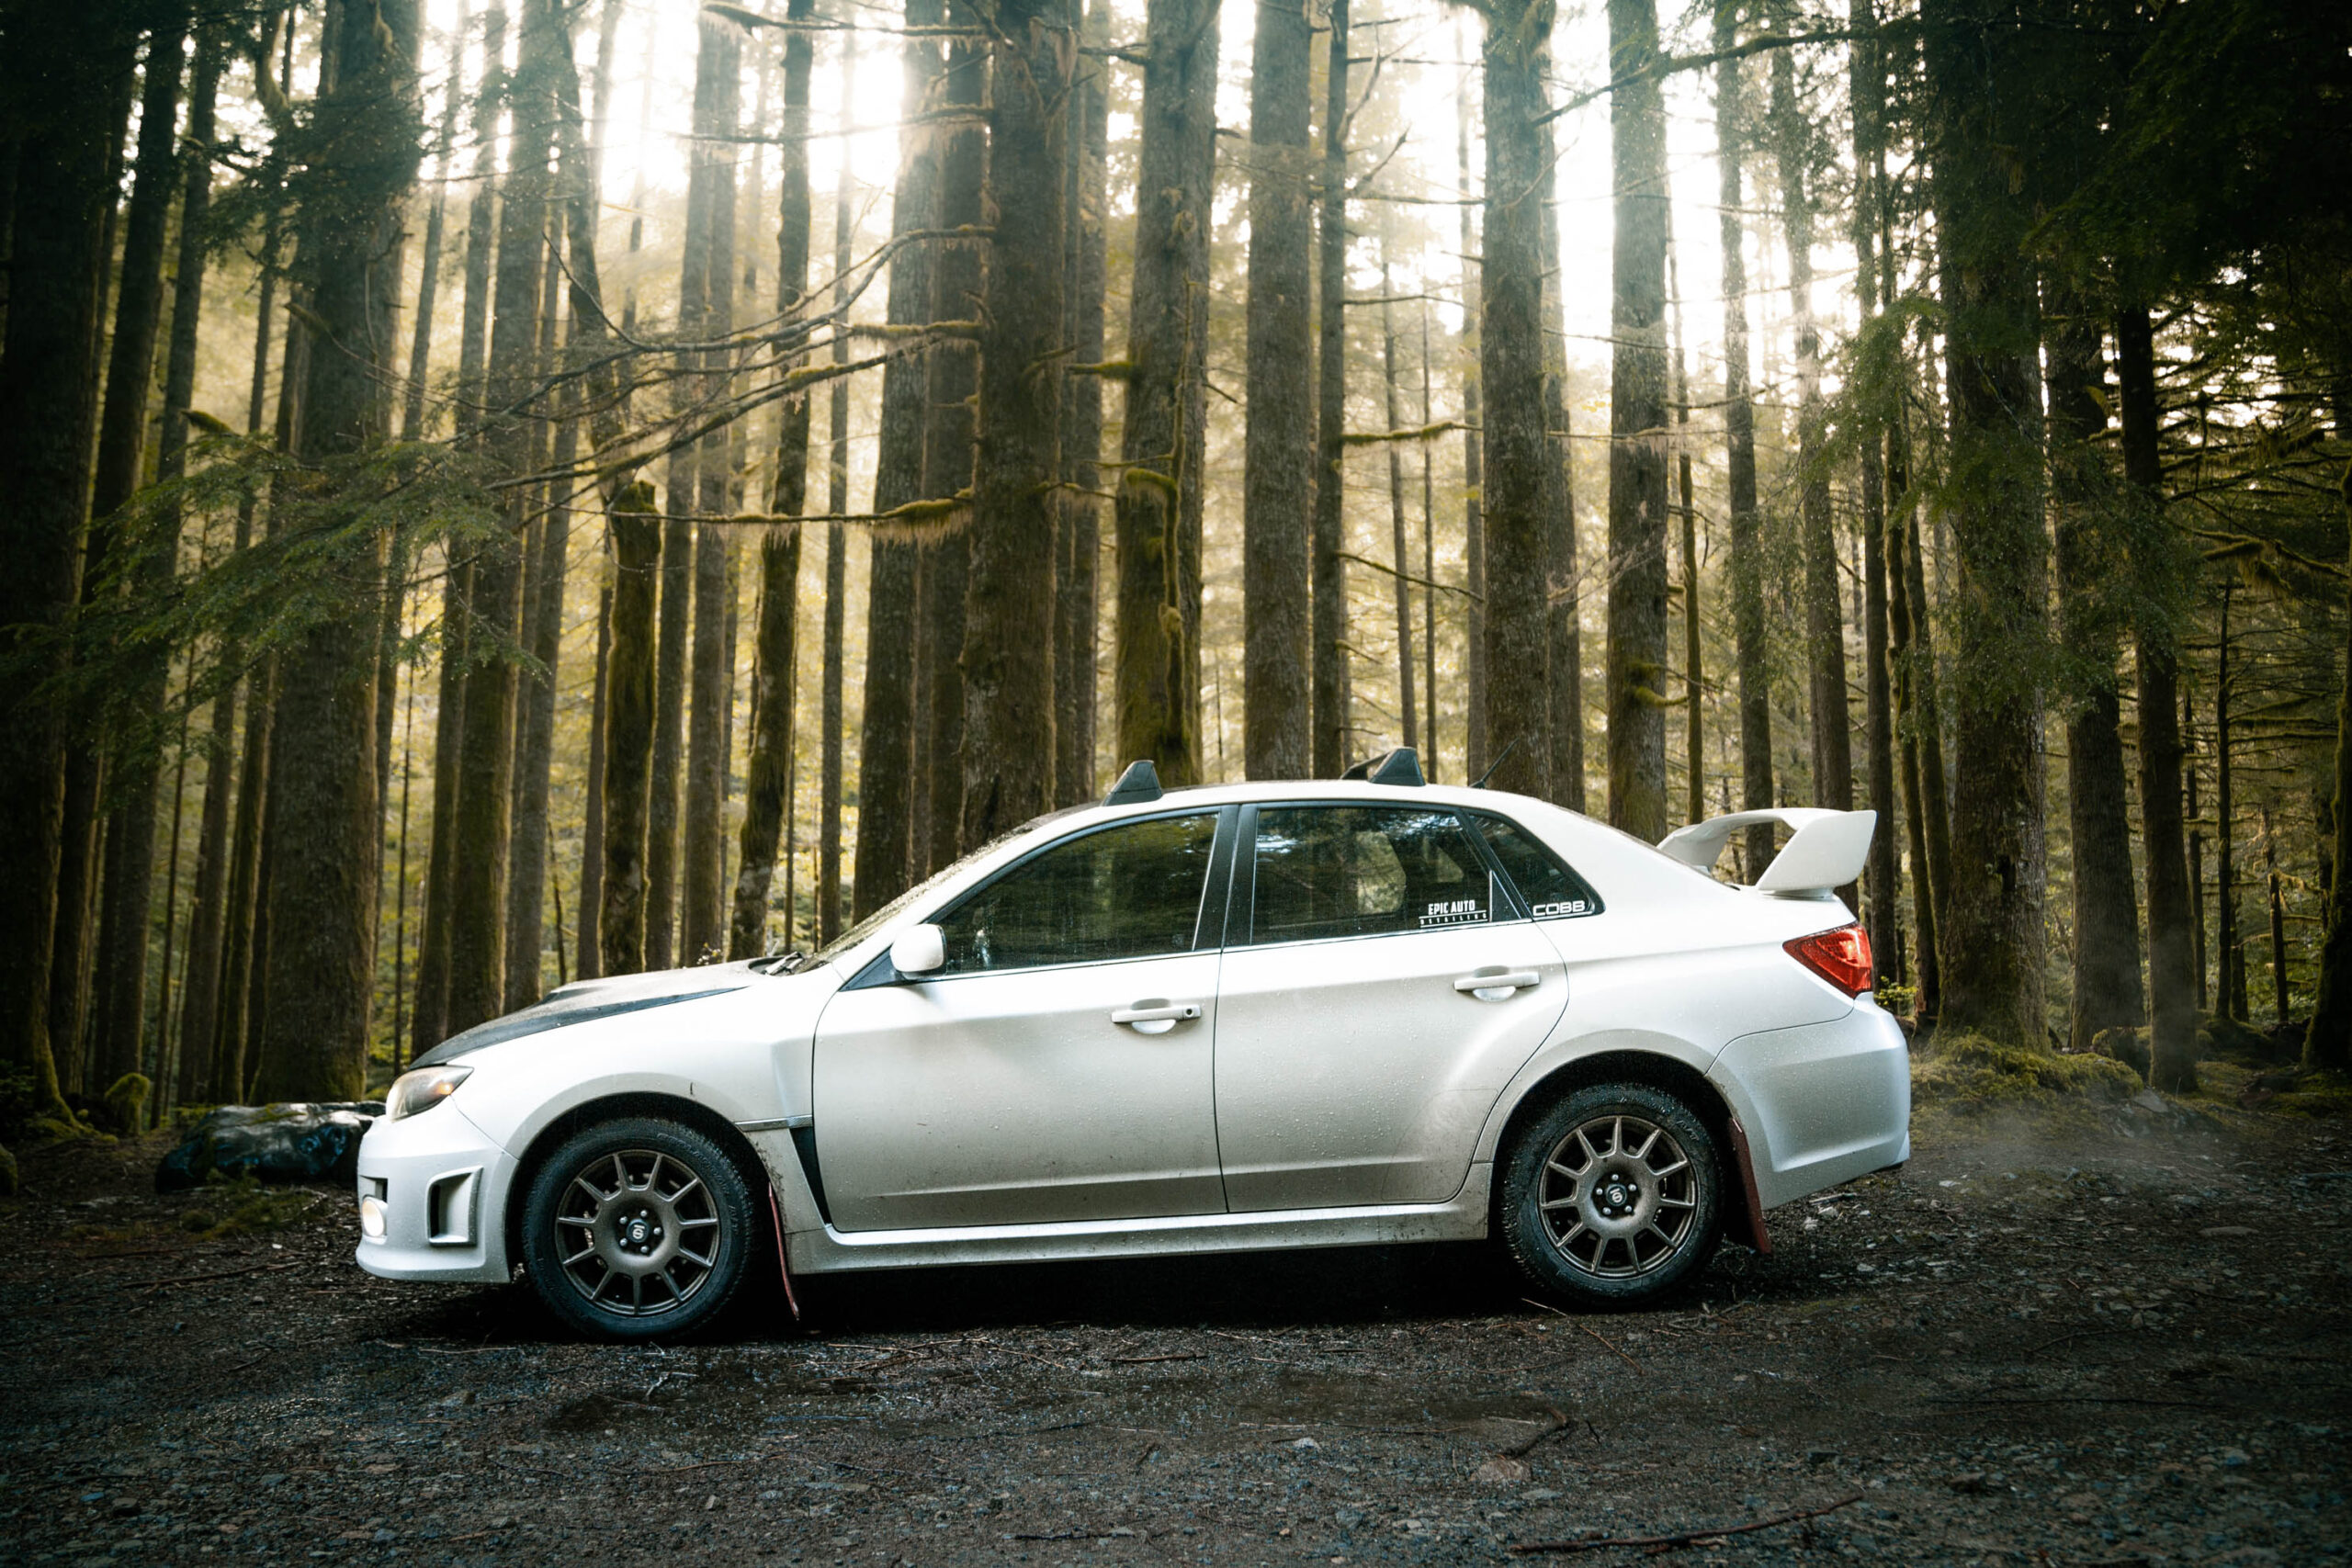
[747,950,808,976]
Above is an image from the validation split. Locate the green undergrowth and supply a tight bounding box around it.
[1913,1032,2144,1111]
[175,1172,319,1239]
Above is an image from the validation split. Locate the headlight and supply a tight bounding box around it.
[385,1065,472,1121]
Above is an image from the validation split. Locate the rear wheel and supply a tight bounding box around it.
[520,1118,757,1341]
[1499,1082,1721,1306]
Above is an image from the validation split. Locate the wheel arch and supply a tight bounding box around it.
[1485,1049,1770,1254]
[503,1091,778,1271]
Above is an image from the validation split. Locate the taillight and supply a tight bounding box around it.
[1785,922,1872,997]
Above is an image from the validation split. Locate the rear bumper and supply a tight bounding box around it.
[1709,1005,1911,1210]
[353,1103,516,1282]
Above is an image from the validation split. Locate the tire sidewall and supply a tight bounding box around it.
[521,1117,758,1342]
[1499,1082,1723,1306]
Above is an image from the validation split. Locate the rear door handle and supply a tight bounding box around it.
[1454,970,1540,997]
[1111,1001,1203,1034]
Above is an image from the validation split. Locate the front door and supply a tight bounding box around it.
[813,809,1231,1231]
[1213,803,1566,1212]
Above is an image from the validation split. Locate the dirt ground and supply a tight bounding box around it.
[3,1106,2348,1567]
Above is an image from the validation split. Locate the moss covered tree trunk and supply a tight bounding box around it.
[728,0,815,960]
[601,486,662,973]
[0,10,136,1125]
[445,0,557,1034]
[1054,0,1109,804]
[1114,0,1218,786]
[851,0,946,917]
[959,0,1069,845]
[1767,0,1850,828]
[1850,0,1901,976]
[2048,297,2144,1052]
[1240,0,1314,781]
[1457,80,1487,780]
[1310,0,1351,778]
[1539,130,1582,811]
[1924,0,2051,1047]
[252,0,424,1100]
[1603,0,1669,840]
[88,7,193,1095]
[922,17,985,868]
[819,42,855,944]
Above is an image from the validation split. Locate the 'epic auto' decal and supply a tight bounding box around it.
[1419,898,1491,928]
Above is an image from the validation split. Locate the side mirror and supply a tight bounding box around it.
[889,923,945,977]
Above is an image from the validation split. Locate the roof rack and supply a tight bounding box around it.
[1103,759,1164,806]
[1339,747,1426,787]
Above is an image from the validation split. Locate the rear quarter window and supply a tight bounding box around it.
[1476,815,1605,919]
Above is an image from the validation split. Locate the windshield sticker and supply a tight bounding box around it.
[1419,898,1490,928]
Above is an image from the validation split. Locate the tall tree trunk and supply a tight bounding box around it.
[678,10,744,967]
[1457,66,1487,781]
[1420,308,1440,776]
[1380,258,1417,752]
[1767,0,1850,823]
[601,484,662,974]
[1711,11,1770,862]
[1113,0,1218,786]
[850,0,946,918]
[252,0,424,1100]
[1475,0,1551,797]
[2305,521,2352,1067]
[0,13,136,1123]
[1240,0,1314,781]
[921,16,984,868]
[1540,119,1582,811]
[504,481,570,1007]
[578,570,611,979]
[1604,0,1670,840]
[415,0,507,1049]
[1311,0,1351,777]
[2188,682,2207,1008]
[164,29,228,1102]
[1662,207,1701,828]
[2048,293,2143,1050]
[1054,0,1109,802]
[728,0,815,960]
[444,0,555,1034]
[1850,0,1900,969]
[2215,583,2238,1021]
[819,39,854,945]
[88,8,193,1097]
[2119,305,2196,1084]
[403,0,474,440]
[1923,0,2051,1047]
[958,0,1069,845]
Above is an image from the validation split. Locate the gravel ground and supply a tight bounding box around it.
[3,1110,2348,1567]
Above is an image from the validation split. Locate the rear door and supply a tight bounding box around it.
[1211,802,1566,1211]
[812,808,1233,1231]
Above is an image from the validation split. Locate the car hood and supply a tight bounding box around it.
[411,962,775,1067]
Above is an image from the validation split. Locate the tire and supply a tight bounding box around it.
[520,1117,759,1341]
[1498,1082,1722,1307]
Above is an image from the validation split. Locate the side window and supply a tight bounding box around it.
[937,813,1220,974]
[1249,807,1497,944]
[1476,815,1604,919]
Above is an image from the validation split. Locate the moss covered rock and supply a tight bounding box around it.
[1913,1032,2144,1111]
[101,1073,151,1136]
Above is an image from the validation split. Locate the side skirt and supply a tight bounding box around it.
[780,1165,1495,1275]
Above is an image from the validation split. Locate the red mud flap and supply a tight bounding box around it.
[766,1187,802,1322]
[1724,1116,1772,1256]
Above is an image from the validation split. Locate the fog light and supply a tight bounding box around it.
[358,1193,388,1241]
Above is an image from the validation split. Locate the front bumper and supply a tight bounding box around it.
[354,1101,516,1282]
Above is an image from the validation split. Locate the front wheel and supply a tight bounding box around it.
[520,1118,757,1341]
[1499,1082,1722,1306]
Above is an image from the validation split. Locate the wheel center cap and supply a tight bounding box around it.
[627,1217,651,1247]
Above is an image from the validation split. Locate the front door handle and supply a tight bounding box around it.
[1454,969,1540,998]
[1111,1000,1203,1034]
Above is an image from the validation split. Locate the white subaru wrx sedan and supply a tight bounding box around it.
[356,750,1909,1340]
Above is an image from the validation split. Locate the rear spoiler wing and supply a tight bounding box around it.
[1657,808,1876,897]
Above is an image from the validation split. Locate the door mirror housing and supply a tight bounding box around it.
[890,923,946,977]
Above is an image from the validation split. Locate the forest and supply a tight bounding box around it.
[0,0,2346,1163]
